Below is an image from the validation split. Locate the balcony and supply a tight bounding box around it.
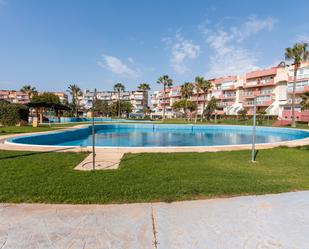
[243,100,273,107]
[220,94,236,99]
[243,90,273,99]
[191,96,207,102]
[244,79,275,88]
[286,98,302,105]
[287,85,309,94]
[217,101,234,107]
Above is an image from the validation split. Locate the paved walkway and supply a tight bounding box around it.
[75,153,124,170]
[1,191,309,249]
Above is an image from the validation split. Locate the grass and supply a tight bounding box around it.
[0,122,89,136]
[155,118,309,129]
[0,146,308,204]
[0,125,59,135]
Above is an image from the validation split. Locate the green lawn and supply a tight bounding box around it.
[0,123,86,136]
[0,146,308,204]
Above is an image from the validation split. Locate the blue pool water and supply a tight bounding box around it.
[8,124,309,147]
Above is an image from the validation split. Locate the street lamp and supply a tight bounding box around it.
[92,89,97,170]
[251,97,257,163]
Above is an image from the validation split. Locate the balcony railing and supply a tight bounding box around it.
[244,79,275,88]
[287,85,309,93]
[243,100,273,107]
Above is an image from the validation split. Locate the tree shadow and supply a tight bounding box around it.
[254,150,259,161]
[0,147,79,161]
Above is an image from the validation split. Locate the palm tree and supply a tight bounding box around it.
[301,91,309,110]
[138,83,150,91]
[137,83,151,115]
[114,83,125,118]
[67,84,81,117]
[157,75,173,120]
[285,42,309,127]
[180,82,194,120]
[20,85,37,100]
[195,76,212,122]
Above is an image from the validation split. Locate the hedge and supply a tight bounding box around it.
[0,100,29,126]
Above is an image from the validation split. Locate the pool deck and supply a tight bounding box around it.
[1,191,309,249]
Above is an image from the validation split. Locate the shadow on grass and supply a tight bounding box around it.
[254,150,259,161]
[0,147,78,161]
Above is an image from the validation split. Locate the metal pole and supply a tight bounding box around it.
[92,89,96,170]
[251,97,257,162]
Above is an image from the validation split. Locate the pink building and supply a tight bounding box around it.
[0,90,29,104]
[243,66,288,116]
[212,76,240,115]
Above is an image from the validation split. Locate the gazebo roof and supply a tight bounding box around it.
[26,102,71,110]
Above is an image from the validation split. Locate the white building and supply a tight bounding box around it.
[79,90,148,116]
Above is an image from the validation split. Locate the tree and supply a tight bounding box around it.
[180,82,194,120]
[257,110,267,124]
[238,109,247,120]
[285,42,309,127]
[30,92,61,123]
[0,101,28,126]
[94,99,111,116]
[301,91,309,110]
[137,83,151,114]
[31,92,61,104]
[114,83,125,118]
[157,75,173,120]
[138,83,150,91]
[195,76,212,122]
[20,85,37,100]
[67,84,81,117]
[204,97,217,120]
[111,101,132,117]
[172,99,196,118]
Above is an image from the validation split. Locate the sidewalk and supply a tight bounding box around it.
[1,191,309,249]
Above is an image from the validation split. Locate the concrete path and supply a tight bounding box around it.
[1,191,309,249]
[74,153,124,170]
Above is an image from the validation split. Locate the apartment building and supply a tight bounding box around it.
[242,66,288,115]
[151,86,182,118]
[280,62,309,121]
[52,92,68,104]
[79,90,148,115]
[0,90,29,104]
[212,76,243,115]
[0,90,68,105]
[150,63,309,121]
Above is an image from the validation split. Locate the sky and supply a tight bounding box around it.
[1,0,309,92]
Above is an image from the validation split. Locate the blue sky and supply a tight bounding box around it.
[1,0,309,92]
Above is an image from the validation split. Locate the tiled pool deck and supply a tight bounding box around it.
[1,191,309,249]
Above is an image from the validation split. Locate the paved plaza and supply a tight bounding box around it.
[1,191,308,249]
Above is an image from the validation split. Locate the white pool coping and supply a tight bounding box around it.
[1,124,309,153]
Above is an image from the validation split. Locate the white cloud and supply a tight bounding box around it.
[163,32,200,74]
[98,54,140,78]
[295,34,309,43]
[200,15,277,77]
[233,16,276,42]
[127,57,135,64]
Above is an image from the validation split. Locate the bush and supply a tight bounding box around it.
[0,101,29,126]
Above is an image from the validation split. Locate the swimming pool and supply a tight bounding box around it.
[7,124,309,147]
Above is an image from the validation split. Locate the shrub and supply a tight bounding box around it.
[0,101,29,126]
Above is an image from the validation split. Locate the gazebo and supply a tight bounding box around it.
[26,102,71,124]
